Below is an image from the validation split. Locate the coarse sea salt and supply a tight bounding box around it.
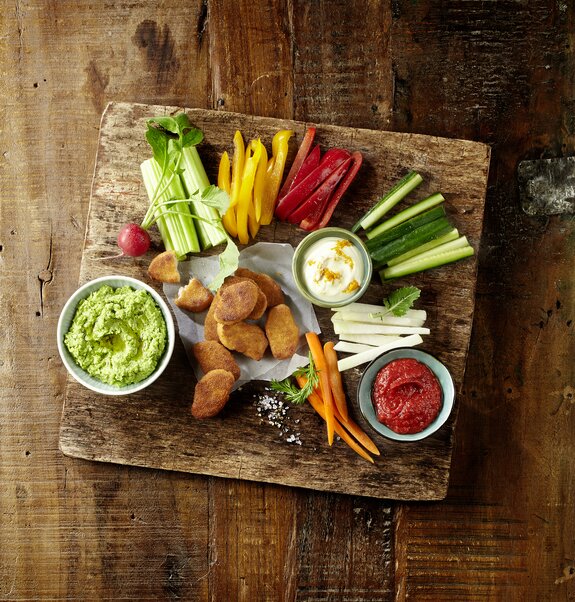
[253,390,303,445]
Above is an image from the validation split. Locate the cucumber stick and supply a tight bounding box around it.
[365,205,446,251]
[366,192,445,240]
[386,228,459,266]
[370,217,453,268]
[351,171,423,232]
[380,237,474,280]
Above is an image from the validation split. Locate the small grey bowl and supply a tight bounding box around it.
[357,348,455,441]
[292,227,372,308]
[57,275,175,396]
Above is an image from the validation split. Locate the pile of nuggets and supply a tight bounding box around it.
[148,251,300,419]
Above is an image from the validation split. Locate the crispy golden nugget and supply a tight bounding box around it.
[147,250,180,283]
[217,322,269,361]
[192,340,241,381]
[265,304,300,360]
[214,280,259,324]
[191,369,235,419]
[175,278,214,312]
[235,268,284,307]
[203,294,221,341]
[248,288,268,320]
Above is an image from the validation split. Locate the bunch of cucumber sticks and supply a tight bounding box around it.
[351,171,475,281]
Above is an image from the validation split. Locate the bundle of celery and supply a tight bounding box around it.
[140,114,227,258]
[353,171,474,280]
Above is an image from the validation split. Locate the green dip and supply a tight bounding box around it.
[64,285,167,387]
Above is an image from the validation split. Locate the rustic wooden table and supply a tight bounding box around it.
[1,2,573,600]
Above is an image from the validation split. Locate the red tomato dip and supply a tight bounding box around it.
[371,358,442,434]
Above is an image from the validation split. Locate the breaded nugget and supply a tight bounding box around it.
[203,294,221,341]
[265,304,300,360]
[248,288,268,320]
[147,250,180,283]
[235,268,284,307]
[191,369,235,419]
[192,340,241,381]
[175,278,214,312]
[217,322,269,361]
[214,280,259,324]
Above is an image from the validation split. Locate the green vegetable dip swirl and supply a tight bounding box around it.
[64,285,167,387]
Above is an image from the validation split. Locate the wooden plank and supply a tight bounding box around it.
[58,101,489,500]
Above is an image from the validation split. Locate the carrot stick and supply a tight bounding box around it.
[305,332,335,445]
[296,377,373,464]
[323,341,349,422]
[333,406,380,456]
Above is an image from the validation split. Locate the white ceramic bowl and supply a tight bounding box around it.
[357,348,455,441]
[57,275,175,395]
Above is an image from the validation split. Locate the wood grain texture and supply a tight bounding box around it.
[1,0,574,600]
[58,101,489,501]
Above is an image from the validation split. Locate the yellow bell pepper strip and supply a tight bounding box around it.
[218,151,237,237]
[278,126,316,199]
[223,132,245,238]
[248,198,260,240]
[251,139,268,223]
[260,129,293,225]
[236,142,262,245]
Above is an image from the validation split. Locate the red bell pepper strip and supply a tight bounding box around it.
[301,151,363,231]
[288,144,321,193]
[287,157,352,224]
[278,126,316,199]
[275,148,351,220]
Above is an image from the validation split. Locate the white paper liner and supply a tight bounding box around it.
[163,242,321,389]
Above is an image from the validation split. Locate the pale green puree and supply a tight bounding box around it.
[64,285,167,387]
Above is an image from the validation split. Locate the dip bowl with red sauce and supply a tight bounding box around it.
[357,348,455,442]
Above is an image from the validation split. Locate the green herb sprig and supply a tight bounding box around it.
[270,353,319,405]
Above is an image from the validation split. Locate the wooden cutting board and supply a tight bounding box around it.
[59,101,490,500]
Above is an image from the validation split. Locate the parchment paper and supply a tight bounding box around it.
[163,242,321,389]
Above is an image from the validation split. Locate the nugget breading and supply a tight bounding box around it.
[265,304,300,360]
[175,278,214,312]
[217,322,269,360]
[192,340,241,381]
[191,369,235,419]
[214,280,259,324]
[203,294,221,341]
[147,250,180,283]
[248,288,268,320]
[235,268,284,307]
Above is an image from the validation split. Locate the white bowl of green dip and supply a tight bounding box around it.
[57,275,175,395]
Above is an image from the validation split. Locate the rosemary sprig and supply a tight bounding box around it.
[270,353,319,405]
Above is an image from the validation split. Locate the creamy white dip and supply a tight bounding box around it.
[302,237,364,302]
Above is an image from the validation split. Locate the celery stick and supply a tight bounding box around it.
[380,239,474,280]
[386,228,459,266]
[180,146,227,249]
[366,193,445,240]
[141,158,200,256]
[351,171,423,232]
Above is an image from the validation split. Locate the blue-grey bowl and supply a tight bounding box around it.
[357,347,455,441]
